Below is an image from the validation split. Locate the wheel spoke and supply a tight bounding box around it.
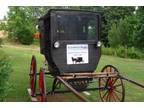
[114,84,122,88]
[114,89,122,94]
[101,78,107,83]
[103,69,106,72]
[112,78,118,85]
[113,91,121,101]
[111,92,116,101]
[102,90,109,100]
[106,92,110,101]
[101,78,108,87]
[106,67,109,72]
[108,94,111,102]
[110,67,111,72]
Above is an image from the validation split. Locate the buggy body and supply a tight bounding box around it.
[38,9,101,75]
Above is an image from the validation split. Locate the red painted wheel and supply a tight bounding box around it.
[99,65,125,102]
[29,55,37,97]
[39,68,47,102]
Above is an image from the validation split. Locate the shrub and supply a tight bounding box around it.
[102,46,144,60]
[0,50,12,101]
[115,46,126,58]
[102,46,114,56]
[16,26,34,45]
[127,47,141,59]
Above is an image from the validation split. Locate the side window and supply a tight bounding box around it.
[57,15,65,34]
[87,19,97,39]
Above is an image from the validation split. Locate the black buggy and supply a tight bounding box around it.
[28,9,144,102]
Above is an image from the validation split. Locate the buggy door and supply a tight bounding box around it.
[50,11,101,74]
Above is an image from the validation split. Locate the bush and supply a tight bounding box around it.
[102,46,115,56]
[6,19,35,45]
[102,46,144,59]
[115,46,126,58]
[16,26,34,45]
[0,50,12,101]
[127,47,142,59]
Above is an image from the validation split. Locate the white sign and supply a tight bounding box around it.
[66,44,89,65]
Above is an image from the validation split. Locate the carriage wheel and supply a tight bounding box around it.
[99,65,125,102]
[39,68,47,102]
[29,55,37,97]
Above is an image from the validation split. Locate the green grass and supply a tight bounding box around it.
[1,44,144,102]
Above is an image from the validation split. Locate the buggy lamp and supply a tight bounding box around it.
[97,41,101,47]
[54,41,60,48]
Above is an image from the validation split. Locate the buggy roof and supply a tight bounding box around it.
[39,9,101,20]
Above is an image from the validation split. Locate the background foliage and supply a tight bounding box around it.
[0,6,144,58]
[0,50,12,101]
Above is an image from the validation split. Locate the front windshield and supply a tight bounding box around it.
[56,13,98,40]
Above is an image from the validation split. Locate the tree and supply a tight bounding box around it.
[108,23,121,48]
[103,6,135,46]
[108,15,137,57]
[5,7,36,44]
[108,17,132,49]
[3,6,53,45]
[134,7,144,50]
[135,25,144,50]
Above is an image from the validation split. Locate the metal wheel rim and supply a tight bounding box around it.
[30,55,37,96]
[39,68,47,102]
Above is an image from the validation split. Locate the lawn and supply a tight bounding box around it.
[1,44,144,102]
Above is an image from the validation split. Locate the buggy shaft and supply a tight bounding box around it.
[119,75,144,88]
[56,76,89,102]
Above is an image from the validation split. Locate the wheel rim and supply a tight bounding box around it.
[39,68,47,102]
[99,65,125,102]
[30,55,37,96]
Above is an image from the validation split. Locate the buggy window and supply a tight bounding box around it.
[56,14,98,40]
